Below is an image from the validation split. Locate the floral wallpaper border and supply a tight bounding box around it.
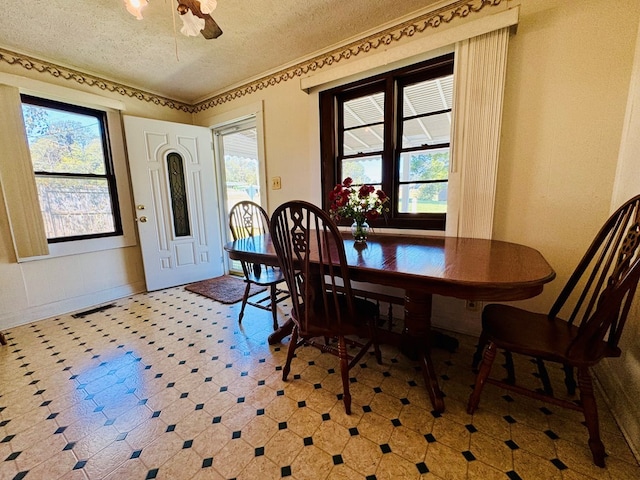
[0,0,503,114]
[0,47,192,112]
[193,0,503,112]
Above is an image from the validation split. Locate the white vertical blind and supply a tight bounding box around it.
[447,27,510,239]
[0,84,49,258]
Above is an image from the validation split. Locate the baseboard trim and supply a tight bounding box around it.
[0,281,146,331]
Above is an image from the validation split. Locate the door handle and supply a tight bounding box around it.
[138,216,148,223]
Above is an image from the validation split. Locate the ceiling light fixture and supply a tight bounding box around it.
[124,0,222,39]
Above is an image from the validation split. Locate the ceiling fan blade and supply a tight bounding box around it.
[201,16,223,39]
[177,0,223,39]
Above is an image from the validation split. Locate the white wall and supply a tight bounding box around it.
[194,0,640,457]
[595,13,640,459]
[196,82,319,214]
[495,0,639,308]
[0,0,638,458]
[0,63,192,329]
[195,0,640,312]
[495,0,640,458]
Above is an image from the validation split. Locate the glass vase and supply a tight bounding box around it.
[351,219,370,243]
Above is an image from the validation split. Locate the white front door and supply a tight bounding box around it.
[124,115,224,291]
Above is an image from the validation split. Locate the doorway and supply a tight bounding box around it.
[214,116,267,273]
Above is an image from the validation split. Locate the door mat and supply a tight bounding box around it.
[185,275,266,304]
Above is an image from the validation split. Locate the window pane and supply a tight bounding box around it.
[402,76,453,117]
[397,182,448,214]
[343,124,384,155]
[22,104,106,174]
[321,52,454,230]
[224,142,261,205]
[343,92,384,129]
[36,177,115,239]
[341,155,382,184]
[398,148,449,182]
[402,112,451,148]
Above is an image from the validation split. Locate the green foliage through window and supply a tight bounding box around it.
[21,95,122,242]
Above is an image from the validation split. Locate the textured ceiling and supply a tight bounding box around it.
[0,0,441,104]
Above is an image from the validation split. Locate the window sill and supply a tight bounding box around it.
[18,233,136,262]
[337,225,445,238]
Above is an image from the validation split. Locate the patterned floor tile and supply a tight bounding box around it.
[0,286,638,479]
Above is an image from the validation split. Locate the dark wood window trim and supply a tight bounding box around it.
[320,53,454,231]
[21,95,123,243]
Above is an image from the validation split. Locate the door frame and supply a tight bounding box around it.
[206,101,268,273]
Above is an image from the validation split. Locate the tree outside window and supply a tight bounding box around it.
[21,95,122,242]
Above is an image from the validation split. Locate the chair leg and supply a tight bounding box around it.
[578,367,606,467]
[535,357,554,396]
[338,335,352,415]
[468,341,497,414]
[282,325,299,382]
[373,340,382,365]
[269,284,279,331]
[503,351,516,385]
[368,322,382,365]
[238,282,252,323]
[0,331,6,346]
[472,331,489,371]
[563,363,577,396]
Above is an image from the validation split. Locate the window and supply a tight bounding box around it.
[320,53,454,230]
[21,95,122,243]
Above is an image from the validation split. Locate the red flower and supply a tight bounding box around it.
[328,177,389,223]
[335,191,349,207]
[365,210,380,221]
[358,184,375,198]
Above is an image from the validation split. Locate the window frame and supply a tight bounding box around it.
[20,94,124,243]
[320,53,454,231]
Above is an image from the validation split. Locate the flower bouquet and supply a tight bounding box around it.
[328,177,389,243]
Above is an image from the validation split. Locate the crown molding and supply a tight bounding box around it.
[0,47,192,112]
[0,0,504,114]
[193,0,505,111]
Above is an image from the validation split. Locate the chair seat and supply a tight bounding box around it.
[482,304,620,366]
[229,200,288,331]
[271,200,383,415]
[293,295,379,338]
[468,195,640,468]
[245,265,285,286]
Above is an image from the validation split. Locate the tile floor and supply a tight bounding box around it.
[0,287,639,480]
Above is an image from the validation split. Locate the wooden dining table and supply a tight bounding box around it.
[225,232,555,412]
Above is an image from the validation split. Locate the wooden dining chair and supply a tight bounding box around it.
[229,201,289,330]
[270,200,382,414]
[468,194,640,467]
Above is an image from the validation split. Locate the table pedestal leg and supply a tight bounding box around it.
[402,290,445,413]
